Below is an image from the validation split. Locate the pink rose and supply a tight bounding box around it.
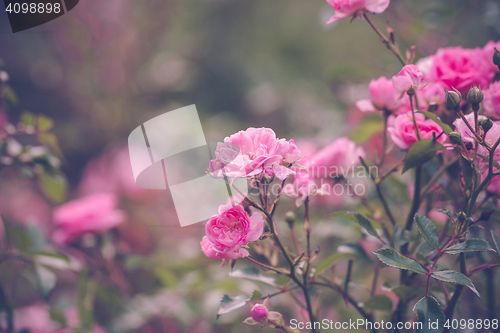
[201,203,263,260]
[356,76,410,113]
[487,176,500,197]
[388,112,447,149]
[483,40,500,73]
[452,113,487,146]
[325,0,390,24]
[427,46,494,95]
[306,137,365,178]
[250,304,269,322]
[483,81,500,120]
[52,193,126,245]
[283,169,329,207]
[210,127,301,181]
[392,65,424,92]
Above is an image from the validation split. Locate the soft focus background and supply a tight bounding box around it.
[0,0,500,332]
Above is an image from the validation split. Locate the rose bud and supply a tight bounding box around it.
[448,132,463,145]
[445,88,462,110]
[467,84,483,111]
[493,48,500,70]
[479,118,493,134]
[250,304,269,322]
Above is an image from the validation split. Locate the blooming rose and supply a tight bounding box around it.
[483,81,500,120]
[356,76,410,113]
[388,112,447,149]
[52,193,126,245]
[426,46,494,95]
[201,203,263,260]
[306,137,365,178]
[392,65,424,92]
[210,127,301,181]
[325,0,390,24]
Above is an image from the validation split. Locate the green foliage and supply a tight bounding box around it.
[418,112,452,134]
[444,239,495,255]
[249,290,262,301]
[49,307,67,328]
[38,171,67,204]
[403,139,445,173]
[491,230,500,254]
[413,296,445,333]
[217,294,251,319]
[431,270,479,297]
[414,214,440,249]
[373,248,426,274]
[393,224,411,247]
[363,295,393,311]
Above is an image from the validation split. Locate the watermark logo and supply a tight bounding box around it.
[3,0,79,32]
[127,105,247,227]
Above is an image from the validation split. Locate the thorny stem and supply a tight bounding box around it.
[363,13,406,66]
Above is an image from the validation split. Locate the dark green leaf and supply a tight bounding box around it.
[49,307,67,327]
[249,290,262,301]
[444,239,495,255]
[77,270,93,331]
[31,250,70,262]
[413,296,445,333]
[217,294,250,318]
[417,241,437,257]
[10,226,32,253]
[461,155,474,192]
[363,295,393,311]
[393,224,411,248]
[229,267,277,287]
[373,248,426,274]
[437,209,453,221]
[431,270,480,297]
[491,231,500,254]
[415,214,440,249]
[275,275,290,286]
[26,223,47,250]
[403,139,445,173]
[355,213,379,238]
[315,252,350,275]
[419,112,452,134]
[477,154,500,169]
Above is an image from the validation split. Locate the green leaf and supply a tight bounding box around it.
[249,290,262,301]
[477,154,500,169]
[393,224,411,248]
[403,139,445,173]
[415,214,440,249]
[491,231,500,254]
[154,267,178,288]
[77,270,93,331]
[10,225,32,253]
[37,115,54,132]
[437,209,453,221]
[315,252,350,275]
[393,285,417,301]
[355,213,379,238]
[49,307,67,327]
[229,267,277,287]
[275,275,290,286]
[26,223,47,250]
[444,239,495,255]
[38,171,67,204]
[217,294,250,319]
[419,111,452,134]
[363,295,393,311]
[35,264,56,299]
[417,241,437,257]
[31,250,70,262]
[373,248,426,274]
[331,211,357,223]
[413,296,445,333]
[431,270,480,297]
[2,215,11,249]
[461,154,474,192]
[20,112,35,127]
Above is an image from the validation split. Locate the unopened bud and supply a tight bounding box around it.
[285,211,296,226]
[445,88,462,110]
[448,132,463,145]
[479,118,493,133]
[493,48,500,70]
[464,142,473,150]
[457,212,467,222]
[467,84,483,111]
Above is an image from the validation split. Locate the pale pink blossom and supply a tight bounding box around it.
[325,0,390,24]
[356,76,409,113]
[210,128,301,181]
[52,193,126,245]
[392,65,424,92]
[306,137,365,178]
[388,112,447,150]
[201,203,263,260]
[427,46,494,95]
[482,81,500,120]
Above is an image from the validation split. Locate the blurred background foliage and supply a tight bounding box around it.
[0,0,499,332]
